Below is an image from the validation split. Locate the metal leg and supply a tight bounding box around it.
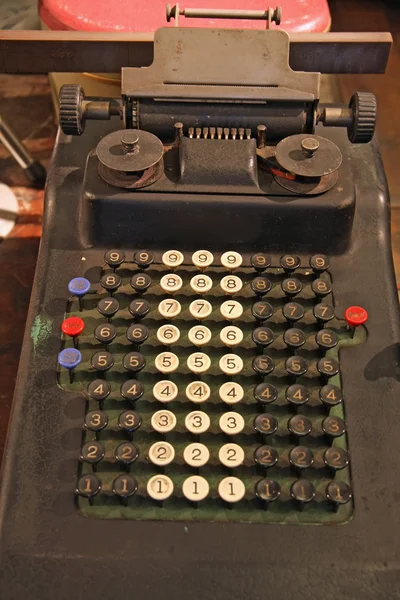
[0,115,46,185]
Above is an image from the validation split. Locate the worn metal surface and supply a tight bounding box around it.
[122,28,320,99]
[96,129,164,172]
[0,30,392,75]
[275,133,342,177]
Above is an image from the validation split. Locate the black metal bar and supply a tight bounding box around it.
[0,31,392,75]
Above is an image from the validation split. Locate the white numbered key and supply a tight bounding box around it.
[160,273,183,293]
[190,274,213,294]
[220,300,243,321]
[183,442,210,467]
[148,441,175,466]
[157,324,181,345]
[155,352,179,374]
[219,353,243,375]
[151,410,177,433]
[182,475,210,502]
[219,411,245,435]
[219,382,244,405]
[153,380,178,403]
[220,325,243,347]
[147,474,174,501]
[188,325,212,347]
[221,251,243,270]
[218,476,246,503]
[158,298,181,319]
[192,250,214,269]
[162,250,184,268]
[220,275,243,295]
[189,299,213,320]
[218,443,245,468]
[187,352,211,374]
[186,381,211,403]
[185,410,211,434]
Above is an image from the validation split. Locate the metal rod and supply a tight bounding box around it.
[0,115,46,184]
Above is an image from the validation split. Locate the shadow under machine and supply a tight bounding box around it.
[0,6,399,599]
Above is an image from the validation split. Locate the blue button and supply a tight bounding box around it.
[68,277,91,297]
[58,348,82,370]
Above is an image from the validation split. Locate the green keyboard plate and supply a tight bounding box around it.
[59,261,365,524]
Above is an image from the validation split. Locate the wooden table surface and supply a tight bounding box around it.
[0,0,399,461]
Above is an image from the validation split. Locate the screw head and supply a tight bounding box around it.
[301,137,320,157]
[120,132,139,153]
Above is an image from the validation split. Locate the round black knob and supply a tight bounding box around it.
[59,84,85,136]
[348,91,377,144]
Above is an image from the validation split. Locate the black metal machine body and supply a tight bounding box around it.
[0,10,400,600]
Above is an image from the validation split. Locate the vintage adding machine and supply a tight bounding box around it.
[0,6,399,599]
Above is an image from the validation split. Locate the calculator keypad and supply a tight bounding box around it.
[60,250,366,524]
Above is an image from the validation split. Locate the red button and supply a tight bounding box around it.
[344,306,368,327]
[61,316,85,337]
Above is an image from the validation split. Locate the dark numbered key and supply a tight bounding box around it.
[284,328,305,349]
[80,441,105,465]
[94,323,117,345]
[115,442,140,466]
[252,327,274,347]
[285,356,308,377]
[253,414,278,436]
[255,479,281,503]
[317,357,339,378]
[251,276,272,296]
[104,249,125,267]
[100,273,122,292]
[312,278,332,297]
[120,379,144,402]
[130,272,152,292]
[310,254,330,273]
[324,447,349,471]
[91,351,114,372]
[286,384,309,407]
[319,385,342,407]
[252,355,275,376]
[87,379,111,401]
[97,297,119,317]
[288,415,312,437]
[290,479,315,506]
[133,249,154,268]
[280,255,300,272]
[113,474,138,501]
[254,382,278,405]
[282,302,304,323]
[250,253,271,271]
[254,445,279,468]
[316,329,338,350]
[126,324,149,345]
[252,301,273,321]
[289,446,314,470]
[84,410,108,433]
[322,416,346,438]
[281,278,302,297]
[123,352,146,373]
[313,303,334,323]
[76,474,101,502]
[129,298,151,319]
[326,481,352,509]
[118,410,142,434]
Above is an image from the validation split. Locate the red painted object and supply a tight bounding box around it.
[344,306,368,328]
[61,316,85,338]
[40,0,331,33]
